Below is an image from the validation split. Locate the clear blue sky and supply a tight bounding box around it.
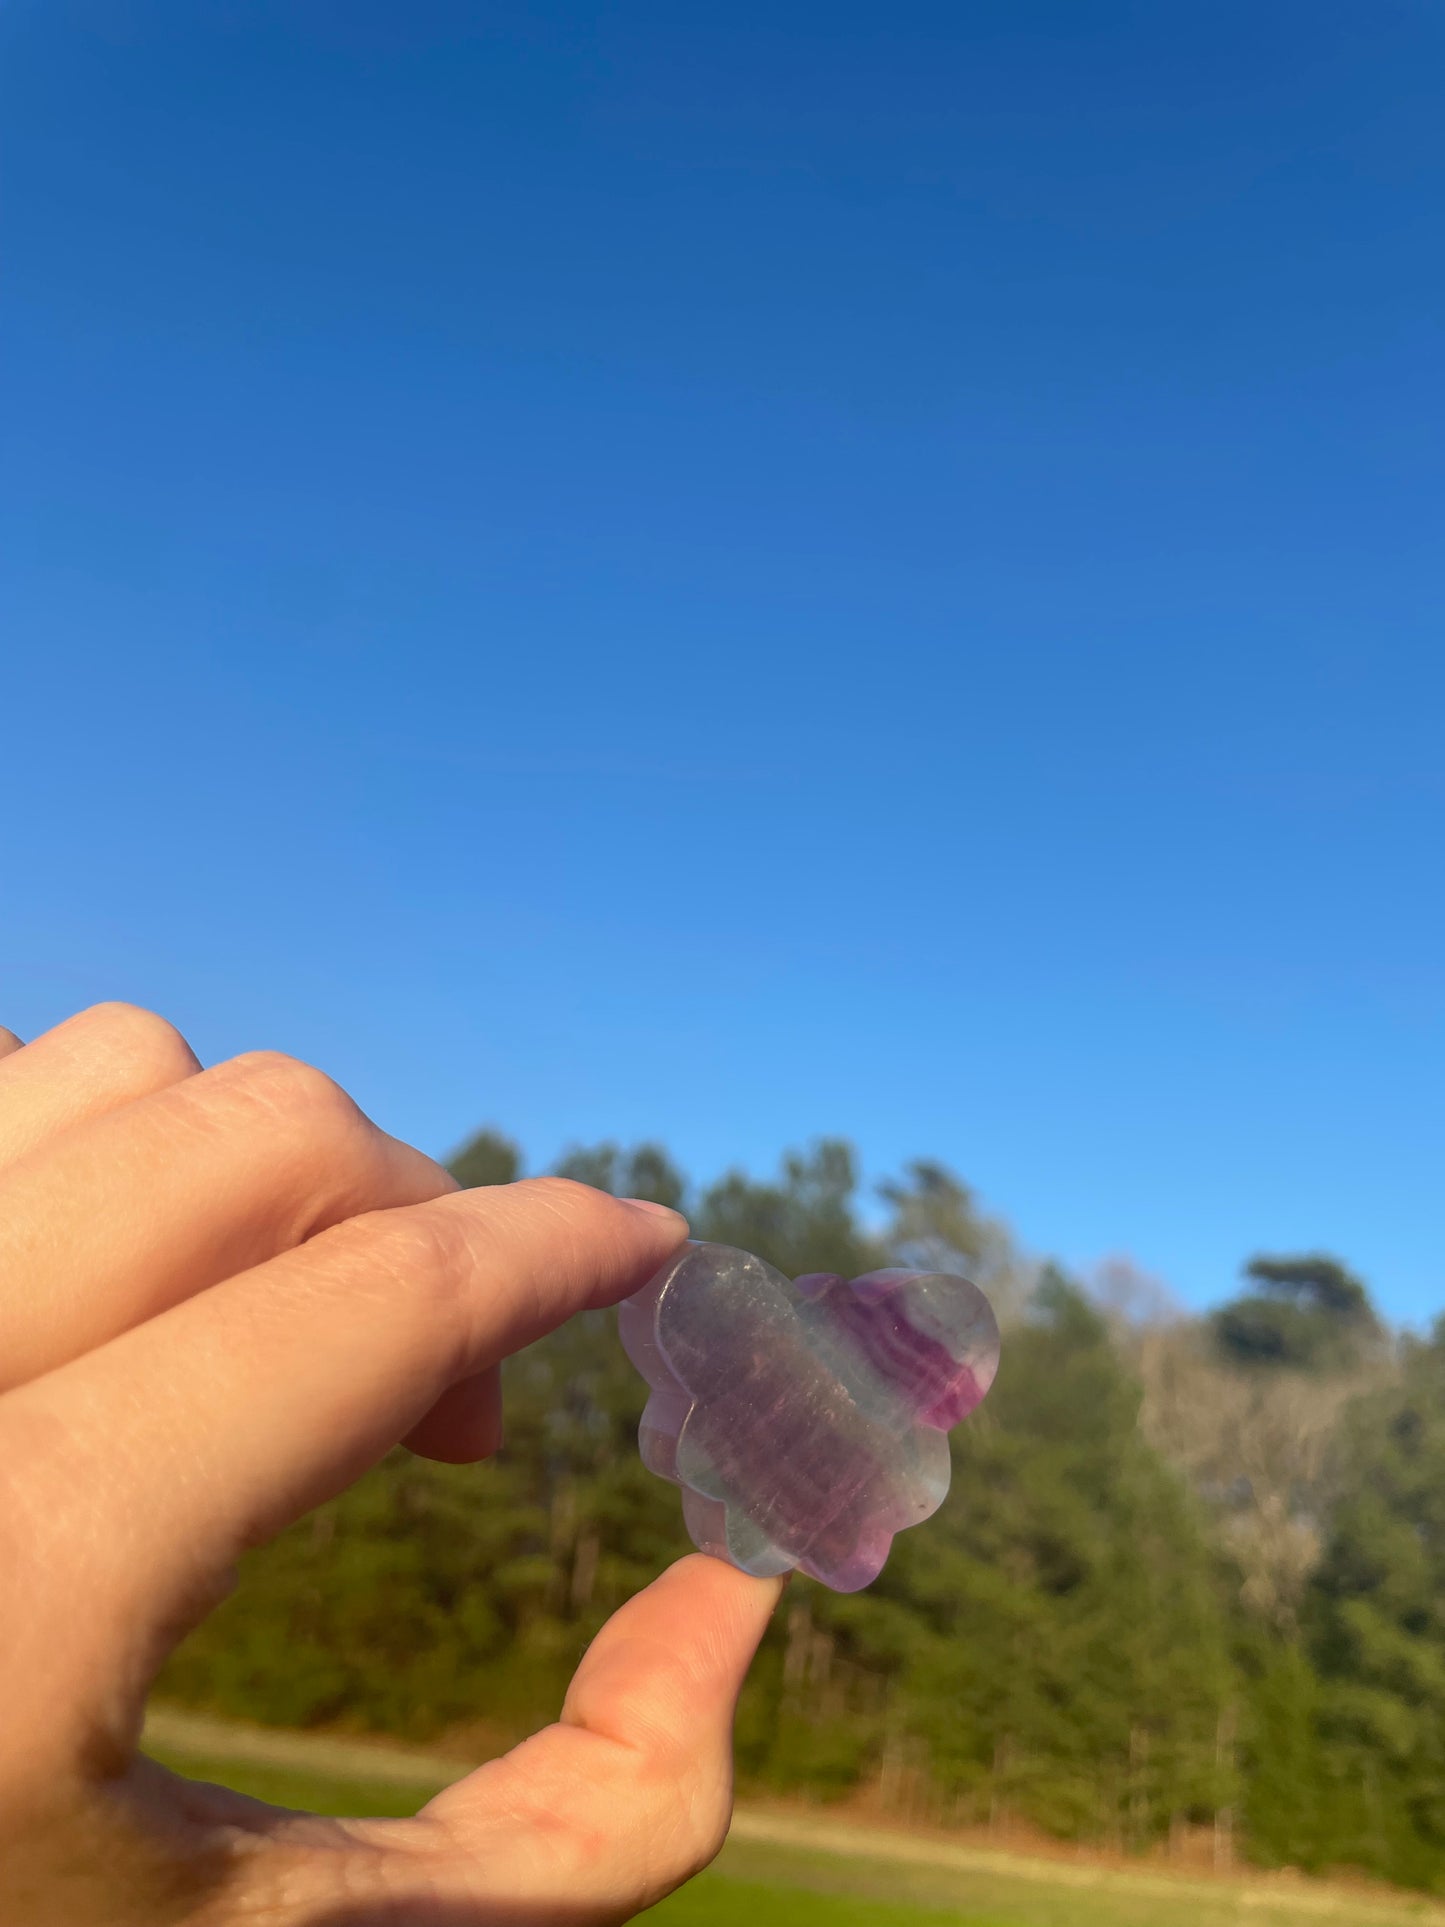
[3,2,1441,1321]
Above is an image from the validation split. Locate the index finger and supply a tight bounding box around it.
[0,1180,685,1740]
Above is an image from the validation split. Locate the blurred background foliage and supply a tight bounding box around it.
[161,1133,1445,1891]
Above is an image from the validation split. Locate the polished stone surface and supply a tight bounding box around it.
[619,1241,1000,1592]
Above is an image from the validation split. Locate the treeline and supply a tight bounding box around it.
[160,1135,1445,1892]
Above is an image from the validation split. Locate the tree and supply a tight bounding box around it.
[160,1122,1429,1888]
[886,1271,1236,1846]
[880,1160,1033,1324]
[1139,1325,1377,1633]
[553,1141,688,1211]
[695,1139,882,1280]
[447,1128,521,1190]
[1088,1255,1182,1336]
[1248,1255,1376,1324]
[1238,1635,1335,1873]
[1302,1328,1445,1888]
[1212,1253,1382,1373]
[741,1271,1238,1844]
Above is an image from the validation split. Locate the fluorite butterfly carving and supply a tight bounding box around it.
[619,1241,1000,1592]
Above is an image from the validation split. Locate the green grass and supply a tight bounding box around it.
[145,1745,434,1821]
[656,1841,1429,1927]
[648,1873,979,1926]
[146,1744,1442,1927]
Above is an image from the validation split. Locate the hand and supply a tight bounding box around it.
[0,1005,783,1927]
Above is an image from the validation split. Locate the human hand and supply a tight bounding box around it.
[0,1005,783,1927]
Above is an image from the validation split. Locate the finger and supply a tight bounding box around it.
[228,1559,782,1926]
[0,1026,23,1059]
[1,1182,686,1722]
[0,1049,454,1390]
[403,1363,503,1463]
[423,1555,784,1916]
[0,1003,199,1169]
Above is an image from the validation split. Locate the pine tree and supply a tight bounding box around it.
[1305,1327,1445,1889]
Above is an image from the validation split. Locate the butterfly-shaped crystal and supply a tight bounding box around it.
[619,1241,1000,1592]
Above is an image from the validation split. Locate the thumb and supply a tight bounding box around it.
[425,1555,784,1917]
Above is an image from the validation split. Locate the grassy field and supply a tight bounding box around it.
[144,1720,1445,1927]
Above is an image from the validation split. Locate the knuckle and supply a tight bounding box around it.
[196,1055,441,1234]
[221,1050,366,1140]
[330,1202,479,1337]
[464,1176,598,1256]
[509,1174,620,1235]
[516,1174,598,1209]
[77,1001,198,1084]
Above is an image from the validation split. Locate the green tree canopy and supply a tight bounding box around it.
[1301,1328,1445,1888]
[553,1140,688,1210]
[1212,1252,1381,1372]
[866,1270,1236,1844]
[695,1138,883,1280]
[880,1158,1032,1324]
[878,1159,992,1273]
[446,1127,521,1190]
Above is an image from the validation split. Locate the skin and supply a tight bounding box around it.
[0,1004,784,1927]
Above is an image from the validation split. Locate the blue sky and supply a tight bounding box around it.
[3,2,1441,1320]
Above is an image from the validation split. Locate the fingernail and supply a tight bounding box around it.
[622,1197,688,1225]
